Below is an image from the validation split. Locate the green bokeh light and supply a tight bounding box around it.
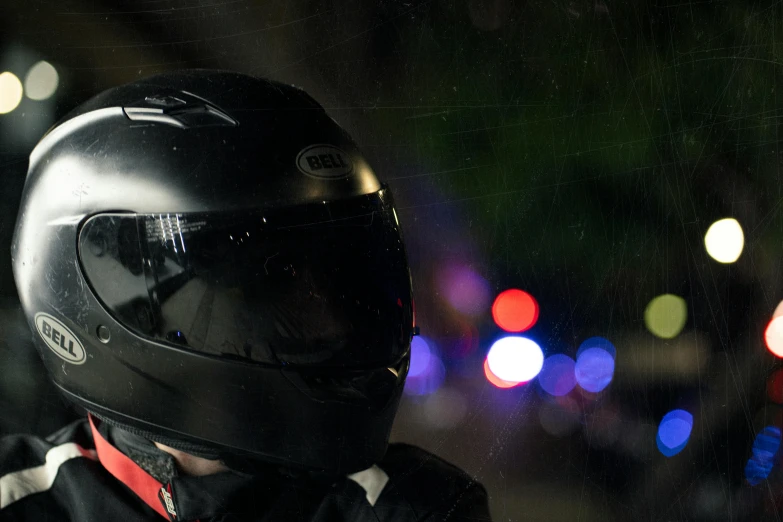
[644,294,688,339]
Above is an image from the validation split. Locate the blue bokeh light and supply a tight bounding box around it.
[576,336,617,360]
[745,426,782,486]
[486,336,545,384]
[409,336,432,378]
[404,336,445,396]
[574,347,615,392]
[404,355,445,396]
[538,354,576,396]
[656,409,693,457]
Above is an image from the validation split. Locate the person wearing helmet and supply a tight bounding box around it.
[2,70,492,521]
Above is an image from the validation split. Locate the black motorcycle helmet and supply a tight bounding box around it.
[11,69,417,475]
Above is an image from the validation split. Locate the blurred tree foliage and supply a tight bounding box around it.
[355,0,783,338]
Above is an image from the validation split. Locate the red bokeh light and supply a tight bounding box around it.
[483,358,523,388]
[492,289,539,332]
[767,369,783,404]
[765,316,783,358]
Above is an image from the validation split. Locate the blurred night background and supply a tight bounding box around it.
[4,0,783,520]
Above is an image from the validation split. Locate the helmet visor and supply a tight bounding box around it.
[79,188,414,369]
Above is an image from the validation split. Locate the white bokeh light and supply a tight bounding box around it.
[772,299,783,319]
[24,61,58,101]
[704,218,744,264]
[486,336,544,383]
[0,72,23,114]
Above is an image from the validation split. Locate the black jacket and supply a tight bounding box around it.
[0,416,492,521]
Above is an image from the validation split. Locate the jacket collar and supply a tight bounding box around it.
[88,413,264,521]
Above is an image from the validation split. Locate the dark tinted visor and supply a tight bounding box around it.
[79,188,414,368]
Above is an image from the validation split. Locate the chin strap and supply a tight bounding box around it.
[88,413,195,522]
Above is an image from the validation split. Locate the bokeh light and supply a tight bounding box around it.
[656,409,693,457]
[745,426,781,486]
[24,61,58,101]
[644,294,688,339]
[408,336,432,378]
[765,316,783,358]
[574,337,616,393]
[773,300,783,320]
[576,336,616,360]
[767,369,783,404]
[575,347,615,393]
[0,72,23,114]
[437,263,491,316]
[538,354,576,396]
[404,337,445,396]
[704,218,744,264]
[492,289,539,332]
[483,359,521,388]
[486,336,544,384]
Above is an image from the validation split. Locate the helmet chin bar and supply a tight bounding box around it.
[52,346,407,476]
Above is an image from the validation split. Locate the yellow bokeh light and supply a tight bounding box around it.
[644,294,688,339]
[704,218,744,263]
[0,72,23,114]
[24,61,58,101]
